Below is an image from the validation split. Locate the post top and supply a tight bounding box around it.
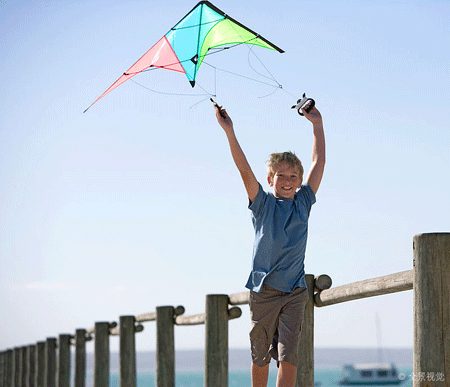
[414,232,450,238]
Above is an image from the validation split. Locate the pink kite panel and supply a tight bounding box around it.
[87,36,184,109]
[127,36,185,74]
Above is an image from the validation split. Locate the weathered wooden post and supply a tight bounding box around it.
[0,350,6,387]
[13,346,20,387]
[0,350,4,387]
[74,329,87,387]
[0,351,3,386]
[296,274,315,387]
[26,344,35,387]
[0,351,4,387]
[1,350,4,387]
[45,338,57,387]
[58,334,71,387]
[205,294,229,387]
[119,316,138,387]
[2,350,8,387]
[413,233,450,386]
[156,306,175,387]
[19,347,27,386]
[34,342,45,387]
[94,322,111,387]
[6,349,13,387]
[5,350,10,387]
[4,350,10,387]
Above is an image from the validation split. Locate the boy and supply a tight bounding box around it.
[214,102,325,387]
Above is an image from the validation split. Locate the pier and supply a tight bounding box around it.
[0,232,448,386]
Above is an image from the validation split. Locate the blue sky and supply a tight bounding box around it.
[1,0,449,353]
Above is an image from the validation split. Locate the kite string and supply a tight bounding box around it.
[246,45,281,88]
[129,78,212,97]
[131,60,297,104]
[225,19,282,87]
[222,19,301,100]
[189,96,213,110]
[243,44,301,100]
[202,61,281,88]
[246,49,281,84]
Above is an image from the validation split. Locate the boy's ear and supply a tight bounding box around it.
[267,175,274,187]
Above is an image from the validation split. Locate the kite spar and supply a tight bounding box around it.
[84,1,284,112]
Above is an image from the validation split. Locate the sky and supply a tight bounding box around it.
[1,0,449,355]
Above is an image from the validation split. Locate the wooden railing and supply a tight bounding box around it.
[0,232,449,387]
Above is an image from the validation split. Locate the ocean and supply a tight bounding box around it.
[91,367,414,387]
[84,367,414,387]
[81,348,414,386]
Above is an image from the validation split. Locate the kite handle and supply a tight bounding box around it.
[291,93,315,116]
[210,98,226,118]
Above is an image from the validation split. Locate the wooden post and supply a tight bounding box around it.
[156,306,175,387]
[204,294,229,387]
[0,351,3,387]
[26,345,35,387]
[58,335,71,387]
[296,274,315,387]
[20,346,26,387]
[35,342,45,387]
[13,347,20,387]
[74,329,86,387]
[119,316,137,387]
[0,351,4,387]
[2,351,6,387]
[0,350,6,387]
[94,322,110,387]
[4,350,8,387]
[413,233,450,386]
[45,338,57,387]
[6,349,12,387]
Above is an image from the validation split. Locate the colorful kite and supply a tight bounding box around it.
[84,1,283,112]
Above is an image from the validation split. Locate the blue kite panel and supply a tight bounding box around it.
[166,3,224,82]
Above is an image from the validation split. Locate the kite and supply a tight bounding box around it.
[84,1,284,112]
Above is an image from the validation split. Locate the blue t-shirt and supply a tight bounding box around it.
[246,183,316,293]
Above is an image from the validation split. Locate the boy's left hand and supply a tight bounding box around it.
[302,103,322,125]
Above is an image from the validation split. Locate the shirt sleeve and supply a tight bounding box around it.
[296,184,316,214]
[248,183,266,218]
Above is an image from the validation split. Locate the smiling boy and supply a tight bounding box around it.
[214,102,325,387]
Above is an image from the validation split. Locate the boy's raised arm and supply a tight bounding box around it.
[215,105,259,203]
[303,105,326,195]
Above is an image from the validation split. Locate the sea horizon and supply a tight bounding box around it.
[82,347,413,372]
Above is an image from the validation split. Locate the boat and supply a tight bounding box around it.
[338,313,404,385]
[339,362,403,385]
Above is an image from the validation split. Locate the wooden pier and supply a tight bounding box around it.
[0,233,448,386]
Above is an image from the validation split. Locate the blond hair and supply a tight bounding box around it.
[266,151,304,178]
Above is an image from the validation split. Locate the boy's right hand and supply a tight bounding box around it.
[214,105,234,133]
[214,103,259,203]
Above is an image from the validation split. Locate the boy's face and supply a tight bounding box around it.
[267,162,303,199]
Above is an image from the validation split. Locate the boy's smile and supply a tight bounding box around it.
[268,162,303,199]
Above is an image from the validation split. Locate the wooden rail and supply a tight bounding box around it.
[314,269,413,307]
[0,233,449,387]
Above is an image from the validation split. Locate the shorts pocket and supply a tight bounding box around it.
[249,324,271,367]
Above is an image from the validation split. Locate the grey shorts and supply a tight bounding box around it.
[249,284,309,367]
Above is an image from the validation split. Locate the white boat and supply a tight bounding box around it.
[339,363,403,385]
